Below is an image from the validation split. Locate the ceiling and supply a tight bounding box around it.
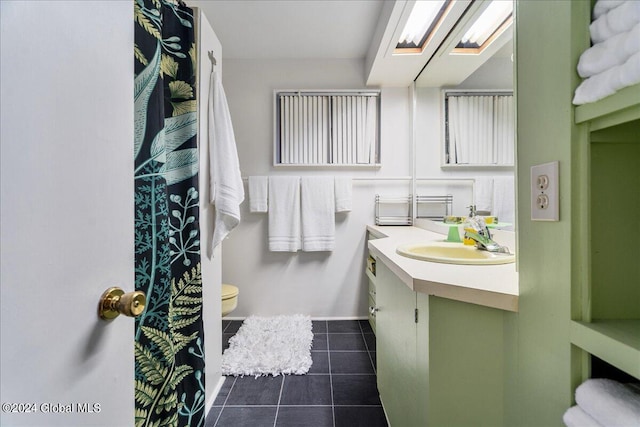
[190,0,514,87]
[190,0,385,60]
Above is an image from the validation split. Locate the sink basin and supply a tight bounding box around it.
[396,242,515,265]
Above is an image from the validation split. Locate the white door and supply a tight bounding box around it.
[1,2,135,426]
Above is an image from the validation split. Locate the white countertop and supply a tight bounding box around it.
[367,224,519,312]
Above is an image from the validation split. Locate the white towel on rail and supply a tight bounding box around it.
[301,177,335,252]
[474,177,494,214]
[268,176,301,252]
[492,177,515,228]
[563,406,603,427]
[573,51,640,104]
[209,70,244,256]
[578,22,640,78]
[575,379,640,426]
[594,0,625,19]
[590,1,640,44]
[248,176,268,213]
[334,177,353,213]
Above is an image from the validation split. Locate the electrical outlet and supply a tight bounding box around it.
[531,161,559,221]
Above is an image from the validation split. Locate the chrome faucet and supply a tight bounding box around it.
[463,213,511,254]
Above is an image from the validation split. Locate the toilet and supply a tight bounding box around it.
[221,284,239,317]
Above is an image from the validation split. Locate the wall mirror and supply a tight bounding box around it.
[413,0,516,225]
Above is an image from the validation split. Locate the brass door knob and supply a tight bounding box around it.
[99,287,146,320]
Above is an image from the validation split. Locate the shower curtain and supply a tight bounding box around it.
[133,1,204,426]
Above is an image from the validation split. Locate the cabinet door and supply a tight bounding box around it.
[376,262,419,426]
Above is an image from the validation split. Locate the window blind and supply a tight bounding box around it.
[275,91,380,166]
[445,92,514,165]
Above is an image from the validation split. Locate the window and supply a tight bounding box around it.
[444,91,514,166]
[274,91,380,166]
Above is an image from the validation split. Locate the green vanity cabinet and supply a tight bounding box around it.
[376,260,506,427]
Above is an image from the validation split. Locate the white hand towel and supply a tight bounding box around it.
[474,177,494,213]
[590,1,640,44]
[209,70,244,257]
[301,177,335,252]
[576,379,640,426]
[334,177,353,213]
[578,22,640,78]
[573,51,640,105]
[268,176,301,252]
[563,406,603,427]
[248,176,268,213]
[492,176,515,228]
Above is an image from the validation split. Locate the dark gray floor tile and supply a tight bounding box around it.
[330,351,375,374]
[335,406,388,427]
[370,351,377,371]
[364,333,376,352]
[213,377,235,405]
[222,320,231,332]
[280,375,332,405]
[204,406,222,427]
[225,320,243,334]
[215,406,277,427]
[276,406,334,427]
[359,319,374,334]
[312,320,327,333]
[308,351,329,374]
[312,333,328,350]
[332,375,381,406]
[329,333,367,351]
[225,376,283,405]
[327,320,362,333]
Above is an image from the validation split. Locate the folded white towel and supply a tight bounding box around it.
[268,176,301,252]
[590,1,640,44]
[573,51,640,104]
[578,23,640,78]
[209,70,244,256]
[492,176,515,228]
[248,176,268,213]
[563,405,603,427]
[575,379,640,426]
[594,0,625,19]
[334,177,353,213]
[301,177,335,252]
[474,177,494,213]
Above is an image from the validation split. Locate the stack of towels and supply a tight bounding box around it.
[248,176,352,252]
[563,378,640,426]
[573,0,640,105]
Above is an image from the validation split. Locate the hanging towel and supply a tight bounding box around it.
[268,176,301,252]
[334,177,353,213]
[573,51,640,105]
[301,177,335,252]
[575,379,640,427]
[578,22,640,78]
[248,176,268,213]
[492,176,515,228]
[209,70,244,257]
[563,406,603,427]
[474,177,494,214]
[590,1,640,44]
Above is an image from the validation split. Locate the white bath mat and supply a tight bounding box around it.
[221,314,313,377]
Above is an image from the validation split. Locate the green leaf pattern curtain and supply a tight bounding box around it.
[133,1,204,426]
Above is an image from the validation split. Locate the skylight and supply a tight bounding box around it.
[395,0,450,54]
[454,0,513,53]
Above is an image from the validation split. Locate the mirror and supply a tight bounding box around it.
[413,0,516,227]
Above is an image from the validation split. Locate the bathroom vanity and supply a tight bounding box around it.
[367,225,518,427]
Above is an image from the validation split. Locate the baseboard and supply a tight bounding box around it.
[206,375,226,414]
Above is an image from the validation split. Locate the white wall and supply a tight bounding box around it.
[220,58,411,318]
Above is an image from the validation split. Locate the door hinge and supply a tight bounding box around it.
[414,308,419,323]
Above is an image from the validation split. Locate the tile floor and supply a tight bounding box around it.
[205,320,388,427]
